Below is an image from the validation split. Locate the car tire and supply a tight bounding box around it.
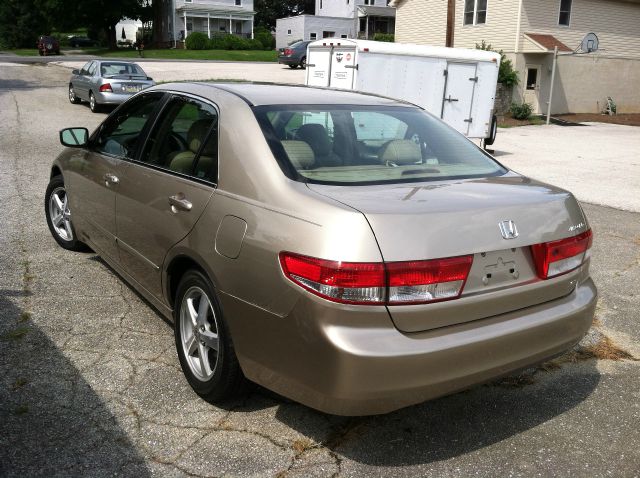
[288,64,298,69]
[300,56,307,69]
[68,84,81,104]
[485,114,498,146]
[174,269,247,403]
[89,92,100,113]
[45,175,88,251]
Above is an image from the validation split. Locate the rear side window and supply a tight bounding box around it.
[254,105,506,185]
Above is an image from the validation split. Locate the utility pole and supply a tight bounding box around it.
[446,0,455,47]
[546,46,558,125]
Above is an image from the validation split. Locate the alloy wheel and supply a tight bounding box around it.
[48,186,73,241]
[179,286,220,381]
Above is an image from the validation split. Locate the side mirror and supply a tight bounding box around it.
[60,128,89,148]
[72,69,80,75]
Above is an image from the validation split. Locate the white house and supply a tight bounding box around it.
[276,0,395,49]
[168,0,255,44]
[115,19,143,45]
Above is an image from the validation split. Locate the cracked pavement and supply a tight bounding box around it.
[1,62,639,477]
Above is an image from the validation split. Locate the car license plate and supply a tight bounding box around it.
[123,85,142,93]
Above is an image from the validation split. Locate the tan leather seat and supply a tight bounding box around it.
[295,123,341,167]
[169,119,216,177]
[281,140,315,170]
[379,139,422,166]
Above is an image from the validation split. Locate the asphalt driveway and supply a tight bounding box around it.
[1,62,639,477]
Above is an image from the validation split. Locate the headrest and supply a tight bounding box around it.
[187,119,214,153]
[281,140,315,169]
[379,139,422,165]
[295,123,332,156]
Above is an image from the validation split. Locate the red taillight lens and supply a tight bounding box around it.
[386,256,473,304]
[99,83,113,92]
[279,252,473,305]
[531,229,593,279]
[284,48,293,56]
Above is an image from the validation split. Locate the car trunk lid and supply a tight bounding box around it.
[307,173,589,332]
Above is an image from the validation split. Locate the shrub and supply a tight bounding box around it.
[222,34,250,50]
[208,35,226,50]
[185,32,209,50]
[373,33,394,42]
[476,40,519,87]
[246,38,264,50]
[510,102,533,120]
[254,27,275,50]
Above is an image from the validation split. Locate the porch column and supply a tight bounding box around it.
[207,13,211,38]
[183,12,187,40]
[229,15,232,34]
[250,18,254,39]
[365,15,369,39]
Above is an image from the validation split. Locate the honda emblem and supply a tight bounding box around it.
[499,220,519,240]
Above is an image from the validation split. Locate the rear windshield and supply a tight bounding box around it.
[100,62,146,77]
[253,105,507,185]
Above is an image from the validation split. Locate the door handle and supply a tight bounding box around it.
[103,173,119,186]
[444,95,459,102]
[168,194,192,212]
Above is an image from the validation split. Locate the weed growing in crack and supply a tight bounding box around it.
[14,404,29,415]
[2,327,29,341]
[19,311,31,322]
[12,377,29,390]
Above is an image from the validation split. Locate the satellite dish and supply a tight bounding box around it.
[580,33,599,53]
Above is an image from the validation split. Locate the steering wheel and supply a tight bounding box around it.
[169,132,189,152]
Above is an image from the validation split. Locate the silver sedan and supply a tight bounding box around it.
[68,60,155,113]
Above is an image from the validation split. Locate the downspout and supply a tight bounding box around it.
[514,0,523,53]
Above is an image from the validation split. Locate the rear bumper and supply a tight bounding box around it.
[225,278,596,416]
[278,56,301,65]
[94,91,135,105]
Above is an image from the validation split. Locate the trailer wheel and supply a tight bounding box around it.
[484,115,498,146]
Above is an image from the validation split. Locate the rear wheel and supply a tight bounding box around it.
[174,270,246,403]
[68,84,81,104]
[45,175,87,251]
[484,114,498,146]
[89,92,100,113]
[300,56,307,69]
[288,64,298,69]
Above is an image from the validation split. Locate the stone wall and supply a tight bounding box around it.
[494,83,513,119]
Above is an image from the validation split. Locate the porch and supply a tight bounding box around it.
[357,5,396,39]
[176,3,255,40]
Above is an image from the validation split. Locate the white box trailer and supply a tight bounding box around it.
[305,39,501,144]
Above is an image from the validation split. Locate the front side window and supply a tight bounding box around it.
[254,105,506,185]
[93,93,164,158]
[464,0,487,25]
[559,0,572,26]
[140,96,218,182]
[80,61,93,75]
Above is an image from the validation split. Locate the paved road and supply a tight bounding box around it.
[1,63,639,477]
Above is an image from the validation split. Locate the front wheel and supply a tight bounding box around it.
[288,64,298,69]
[68,84,81,104]
[174,270,246,403]
[45,175,87,251]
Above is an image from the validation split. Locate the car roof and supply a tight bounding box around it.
[155,82,414,107]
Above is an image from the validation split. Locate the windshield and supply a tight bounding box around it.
[253,105,507,185]
[100,62,146,77]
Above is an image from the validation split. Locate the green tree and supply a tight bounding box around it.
[0,0,51,48]
[476,40,519,87]
[254,0,314,30]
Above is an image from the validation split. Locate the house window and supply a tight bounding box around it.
[287,29,292,35]
[559,0,572,26]
[341,34,348,38]
[186,21,193,32]
[364,0,375,5]
[323,31,335,38]
[464,0,487,25]
[310,32,317,40]
[235,0,241,5]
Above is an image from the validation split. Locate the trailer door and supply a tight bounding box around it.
[329,47,356,89]
[306,46,332,87]
[441,62,478,135]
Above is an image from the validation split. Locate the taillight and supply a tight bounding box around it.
[386,256,473,304]
[279,252,472,306]
[531,229,593,279]
[284,48,293,56]
[99,83,113,92]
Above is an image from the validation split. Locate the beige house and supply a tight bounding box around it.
[391,0,640,114]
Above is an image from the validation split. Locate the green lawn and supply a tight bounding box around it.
[7,49,40,56]
[4,47,278,62]
[96,48,278,62]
